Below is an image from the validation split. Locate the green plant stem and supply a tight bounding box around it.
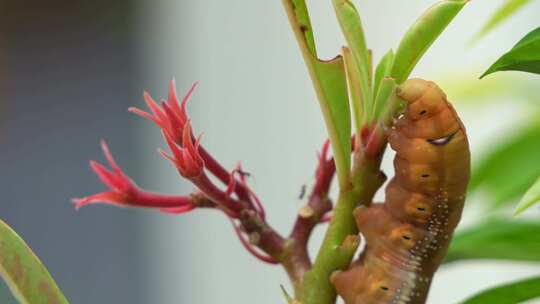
[300,154,385,304]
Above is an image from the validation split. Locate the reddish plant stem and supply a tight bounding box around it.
[188,170,288,264]
[189,173,243,216]
[199,147,252,202]
[290,158,335,246]
[286,147,337,287]
[133,191,197,208]
[231,222,279,264]
[238,208,287,260]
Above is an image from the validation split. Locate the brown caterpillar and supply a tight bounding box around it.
[331,78,470,304]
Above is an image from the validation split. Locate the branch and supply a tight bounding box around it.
[301,146,386,303]
[288,141,334,262]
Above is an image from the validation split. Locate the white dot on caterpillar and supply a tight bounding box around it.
[409,260,421,267]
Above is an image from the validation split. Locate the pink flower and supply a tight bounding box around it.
[73,141,136,209]
[160,121,204,178]
[73,140,195,212]
[129,80,197,145]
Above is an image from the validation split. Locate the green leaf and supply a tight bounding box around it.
[471,0,532,43]
[514,176,540,215]
[482,26,540,78]
[460,276,540,304]
[372,77,397,121]
[313,59,352,189]
[333,0,372,123]
[343,47,364,134]
[469,120,540,207]
[0,220,68,304]
[283,0,351,188]
[446,218,540,263]
[373,49,394,99]
[391,0,468,84]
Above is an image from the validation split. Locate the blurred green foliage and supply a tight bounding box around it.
[447,218,540,263]
[471,0,533,43]
[515,176,540,214]
[469,119,540,207]
[460,276,540,304]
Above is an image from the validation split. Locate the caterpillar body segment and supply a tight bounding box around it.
[331,79,470,304]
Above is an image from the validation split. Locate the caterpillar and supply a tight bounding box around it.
[331,78,470,304]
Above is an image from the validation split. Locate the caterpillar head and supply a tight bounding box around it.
[397,78,447,120]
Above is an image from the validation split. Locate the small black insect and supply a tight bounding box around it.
[298,185,307,200]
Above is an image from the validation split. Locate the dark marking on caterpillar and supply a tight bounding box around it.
[331,78,471,304]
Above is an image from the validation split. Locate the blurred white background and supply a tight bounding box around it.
[133,0,540,303]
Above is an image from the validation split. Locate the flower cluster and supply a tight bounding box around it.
[75,80,275,263]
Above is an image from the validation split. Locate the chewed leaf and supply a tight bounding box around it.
[333,0,371,122]
[514,176,540,215]
[312,57,352,189]
[460,276,540,304]
[283,0,351,188]
[0,220,68,304]
[373,49,394,99]
[481,26,540,78]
